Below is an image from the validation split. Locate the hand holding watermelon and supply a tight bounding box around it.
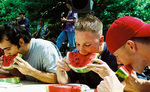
[86,59,114,79]
[12,56,36,75]
[57,58,71,72]
[96,73,124,92]
[1,53,22,69]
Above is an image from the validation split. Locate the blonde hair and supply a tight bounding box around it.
[75,14,103,35]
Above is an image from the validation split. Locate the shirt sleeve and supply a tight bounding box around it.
[41,43,62,73]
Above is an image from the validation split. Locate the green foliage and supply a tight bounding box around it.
[93,0,150,37]
[0,0,150,40]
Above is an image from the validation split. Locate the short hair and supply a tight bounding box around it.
[19,11,25,15]
[130,37,150,45]
[66,0,71,5]
[0,22,31,48]
[75,14,103,35]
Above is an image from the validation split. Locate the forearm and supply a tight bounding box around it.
[66,18,76,23]
[28,68,57,83]
[57,70,70,84]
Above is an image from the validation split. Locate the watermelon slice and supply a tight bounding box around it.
[115,65,132,82]
[0,75,20,84]
[94,89,98,92]
[67,52,100,73]
[46,84,85,92]
[1,53,22,69]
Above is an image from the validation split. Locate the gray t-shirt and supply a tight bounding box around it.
[23,38,62,81]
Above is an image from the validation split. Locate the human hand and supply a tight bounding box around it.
[87,59,114,79]
[57,58,71,72]
[97,73,124,92]
[61,17,67,22]
[12,56,35,75]
[124,71,140,92]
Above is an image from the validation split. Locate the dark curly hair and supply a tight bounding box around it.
[66,0,71,5]
[0,22,31,48]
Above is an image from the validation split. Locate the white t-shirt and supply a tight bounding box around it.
[23,38,62,81]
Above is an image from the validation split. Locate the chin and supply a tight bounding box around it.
[134,68,144,74]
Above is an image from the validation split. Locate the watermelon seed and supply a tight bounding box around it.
[76,62,79,65]
[75,58,79,60]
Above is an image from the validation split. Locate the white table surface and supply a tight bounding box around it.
[0,81,95,92]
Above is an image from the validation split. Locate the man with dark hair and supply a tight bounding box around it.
[56,0,78,50]
[16,11,31,35]
[0,22,62,83]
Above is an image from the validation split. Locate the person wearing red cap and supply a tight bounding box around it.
[96,16,150,92]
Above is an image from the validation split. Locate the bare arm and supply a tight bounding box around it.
[27,68,57,83]
[13,56,57,83]
[61,17,76,24]
[57,59,71,84]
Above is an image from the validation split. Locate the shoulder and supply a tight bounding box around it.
[25,17,30,21]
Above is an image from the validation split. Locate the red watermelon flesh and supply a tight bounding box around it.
[47,84,83,92]
[67,52,99,68]
[1,53,22,69]
[94,89,98,92]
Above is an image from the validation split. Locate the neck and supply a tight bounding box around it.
[20,41,31,57]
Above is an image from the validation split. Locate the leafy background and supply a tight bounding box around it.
[0,0,150,42]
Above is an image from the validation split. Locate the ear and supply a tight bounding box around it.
[19,38,25,46]
[126,40,137,52]
[99,35,104,46]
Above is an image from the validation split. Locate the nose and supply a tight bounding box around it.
[79,46,86,55]
[116,57,123,65]
[3,51,10,56]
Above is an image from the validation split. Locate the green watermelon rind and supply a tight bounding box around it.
[67,52,100,73]
[0,77,20,84]
[68,64,91,73]
[2,53,22,69]
[115,67,129,82]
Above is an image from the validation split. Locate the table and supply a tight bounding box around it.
[0,81,95,92]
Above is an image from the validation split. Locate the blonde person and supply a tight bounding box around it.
[57,14,118,88]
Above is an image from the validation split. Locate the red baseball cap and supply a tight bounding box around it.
[106,16,150,54]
